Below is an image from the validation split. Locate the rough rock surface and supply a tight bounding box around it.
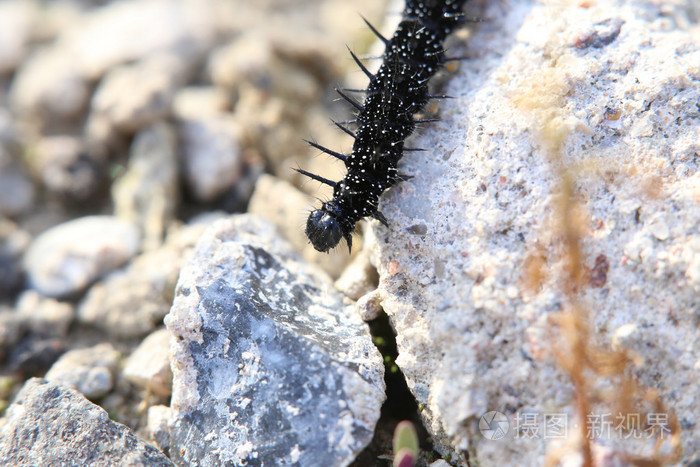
[0,378,172,466]
[165,215,385,466]
[368,0,700,465]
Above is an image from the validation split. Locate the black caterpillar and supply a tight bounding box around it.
[297,0,468,253]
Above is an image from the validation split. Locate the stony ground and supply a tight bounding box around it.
[0,0,698,466]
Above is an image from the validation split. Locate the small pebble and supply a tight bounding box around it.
[122,328,172,397]
[648,215,670,241]
[89,54,189,135]
[16,290,74,338]
[0,162,34,217]
[44,343,120,399]
[24,215,140,298]
[356,290,383,321]
[147,405,172,454]
[179,116,243,202]
[33,136,104,200]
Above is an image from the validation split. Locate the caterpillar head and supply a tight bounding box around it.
[306,202,352,253]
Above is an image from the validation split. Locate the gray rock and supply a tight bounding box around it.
[0,108,16,144]
[0,147,34,217]
[44,343,120,399]
[179,116,243,202]
[24,215,140,298]
[0,219,30,298]
[0,378,173,466]
[113,123,179,251]
[123,328,172,397]
[164,215,385,466]
[78,223,205,338]
[367,0,700,465]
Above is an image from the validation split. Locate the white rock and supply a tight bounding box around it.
[334,249,378,301]
[368,1,700,464]
[0,0,38,74]
[147,405,172,454]
[179,116,243,202]
[89,54,190,135]
[356,290,383,322]
[647,214,670,241]
[10,48,88,119]
[172,86,231,120]
[45,343,120,399]
[16,290,74,338]
[24,215,140,297]
[123,328,172,397]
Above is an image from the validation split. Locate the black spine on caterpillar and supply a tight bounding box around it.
[299,0,468,253]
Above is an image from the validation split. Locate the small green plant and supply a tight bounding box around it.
[392,420,419,467]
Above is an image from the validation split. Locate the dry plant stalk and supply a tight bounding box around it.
[539,120,682,467]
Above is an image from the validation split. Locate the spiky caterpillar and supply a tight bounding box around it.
[298,0,468,253]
